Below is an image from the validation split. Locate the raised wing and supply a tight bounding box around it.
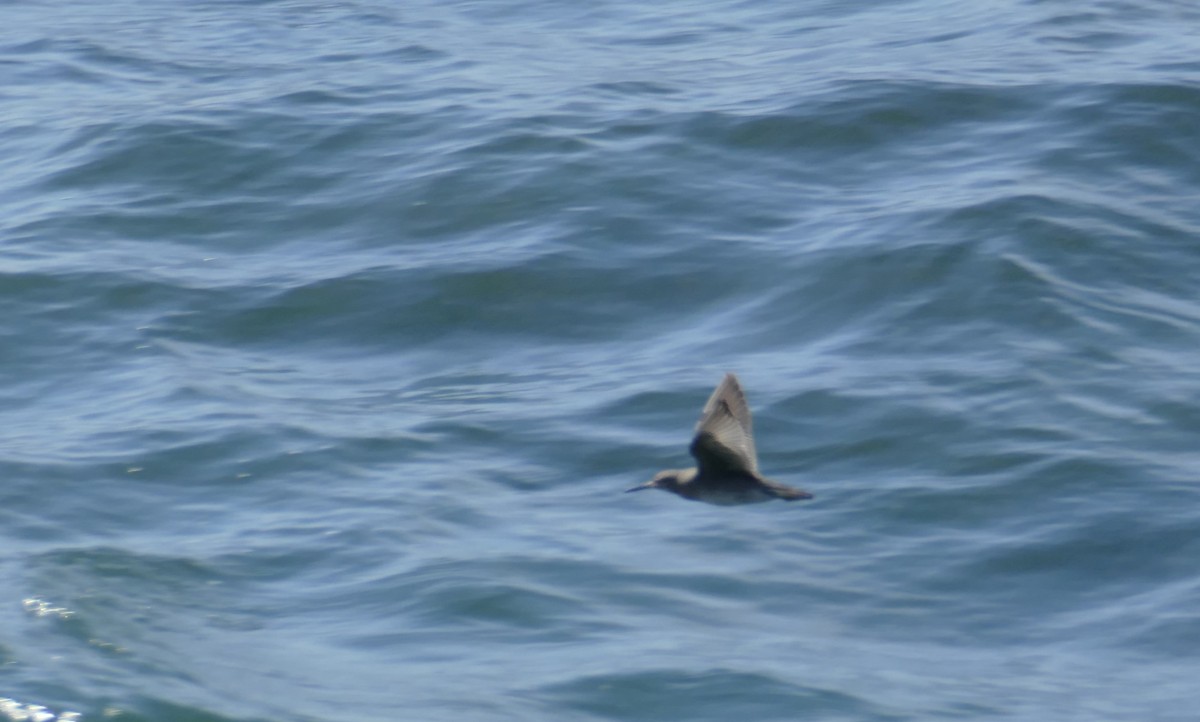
[689,373,759,476]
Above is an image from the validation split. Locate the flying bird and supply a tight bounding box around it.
[626,373,813,505]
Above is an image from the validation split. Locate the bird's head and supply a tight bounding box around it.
[625,470,685,495]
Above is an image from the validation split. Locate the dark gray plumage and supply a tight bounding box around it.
[626,373,813,505]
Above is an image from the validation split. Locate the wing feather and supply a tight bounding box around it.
[688,373,759,476]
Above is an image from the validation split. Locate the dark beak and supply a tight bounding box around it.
[625,481,656,493]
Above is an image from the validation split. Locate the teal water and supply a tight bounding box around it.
[3,1,1200,720]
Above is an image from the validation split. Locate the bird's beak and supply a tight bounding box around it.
[625,480,657,493]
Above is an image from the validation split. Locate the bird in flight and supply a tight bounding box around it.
[626,373,813,505]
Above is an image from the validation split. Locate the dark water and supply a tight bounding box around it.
[3,1,1200,720]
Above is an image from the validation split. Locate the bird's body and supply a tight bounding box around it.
[626,373,813,506]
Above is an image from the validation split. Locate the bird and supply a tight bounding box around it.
[625,373,813,505]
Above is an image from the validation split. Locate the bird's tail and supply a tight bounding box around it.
[764,480,814,501]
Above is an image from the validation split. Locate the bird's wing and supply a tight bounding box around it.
[689,373,759,476]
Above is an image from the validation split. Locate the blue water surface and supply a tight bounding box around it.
[3,1,1200,720]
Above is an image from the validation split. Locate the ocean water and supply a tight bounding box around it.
[3,0,1200,720]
